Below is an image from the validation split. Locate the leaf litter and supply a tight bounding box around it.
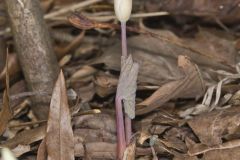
[1,0,240,159]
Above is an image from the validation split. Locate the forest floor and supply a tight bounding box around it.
[1,0,240,160]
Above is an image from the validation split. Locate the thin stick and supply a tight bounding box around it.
[45,0,103,19]
[131,11,169,18]
[88,11,169,21]
[49,11,169,22]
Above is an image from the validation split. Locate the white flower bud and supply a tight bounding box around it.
[1,148,17,160]
[114,0,132,22]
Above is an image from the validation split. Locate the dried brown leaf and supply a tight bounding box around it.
[94,74,118,97]
[73,113,116,134]
[0,54,20,82]
[94,29,236,85]
[69,65,97,82]
[188,139,240,157]
[2,125,46,149]
[152,111,181,126]
[94,36,182,85]
[150,127,189,154]
[74,128,116,143]
[37,138,47,160]
[53,0,79,6]
[117,55,139,119]
[136,56,205,115]
[75,142,116,159]
[72,82,95,103]
[147,0,240,23]
[68,12,114,30]
[149,125,171,135]
[40,0,54,13]
[203,146,240,160]
[46,71,74,160]
[12,145,31,158]
[173,155,198,160]
[138,131,152,145]
[0,53,13,135]
[183,29,236,65]
[160,138,187,153]
[188,107,240,146]
[135,110,176,138]
[74,142,151,159]
[0,91,12,136]
[153,138,183,157]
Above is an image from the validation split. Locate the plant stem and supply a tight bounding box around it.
[121,22,127,57]
[115,96,126,160]
[125,115,132,144]
[121,22,132,145]
[115,22,131,159]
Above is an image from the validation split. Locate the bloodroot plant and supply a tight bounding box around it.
[114,0,139,159]
[68,1,139,159]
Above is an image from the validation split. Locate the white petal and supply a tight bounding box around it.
[114,0,132,22]
[1,147,17,160]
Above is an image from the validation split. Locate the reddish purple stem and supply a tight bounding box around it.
[121,22,132,145]
[121,22,127,57]
[115,97,126,159]
[115,22,133,159]
[125,115,132,144]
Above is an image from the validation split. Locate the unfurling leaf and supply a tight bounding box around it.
[46,71,74,160]
[117,55,139,119]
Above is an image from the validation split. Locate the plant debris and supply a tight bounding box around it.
[1,0,240,159]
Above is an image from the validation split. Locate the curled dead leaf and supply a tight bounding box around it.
[68,12,113,30]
